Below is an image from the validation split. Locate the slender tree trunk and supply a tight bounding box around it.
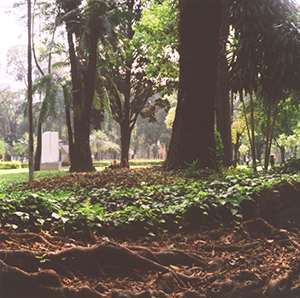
[280,146,285,163]
[34,122,42,171]
[240,92,252,150]
[32,26,55,172]
[164,0,222,170]
[264,96,272,170]
[216,0,232,167]
[249,88,256,171]
[27,0,34,181]
[264,95,280,170]
[63,85,74,165]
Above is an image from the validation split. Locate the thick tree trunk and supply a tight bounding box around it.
[70,120,94,172]
[216,0,232,167]
[164,0,222,170]
[67,29,95,173]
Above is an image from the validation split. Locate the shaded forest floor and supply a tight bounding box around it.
[1,168,300,297]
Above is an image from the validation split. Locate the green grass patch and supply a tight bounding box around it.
[0,169,69,183]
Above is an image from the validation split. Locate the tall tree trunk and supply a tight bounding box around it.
[27,0,34,181]
[215,0,232,167]
[249,88,257,171]
[164,0,222,170]
[120,1,134,162]
[67,28,95,173]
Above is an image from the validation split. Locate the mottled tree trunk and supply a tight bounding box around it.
[164,0,222,170]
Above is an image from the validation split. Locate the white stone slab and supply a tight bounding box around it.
[41,131,59,163]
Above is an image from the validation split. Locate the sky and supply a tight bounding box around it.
[0,1,27,83]
[0,1,27,58]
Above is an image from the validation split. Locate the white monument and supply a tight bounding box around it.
[40,131,61,171]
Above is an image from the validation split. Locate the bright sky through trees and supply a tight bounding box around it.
[0,0,300,84]
[0,1,26,83]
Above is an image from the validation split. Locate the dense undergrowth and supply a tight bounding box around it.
[0,159,300,238]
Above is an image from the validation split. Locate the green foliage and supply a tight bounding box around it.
[0,139,8,157]
[133,0,178,95]
[0,167,299,235]
[184,160,199,173]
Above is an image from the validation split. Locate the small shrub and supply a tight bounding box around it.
[0,161,22,170]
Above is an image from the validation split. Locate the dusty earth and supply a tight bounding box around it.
[1,169,300,297]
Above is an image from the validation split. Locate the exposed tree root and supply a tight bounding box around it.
[1,215,300,297]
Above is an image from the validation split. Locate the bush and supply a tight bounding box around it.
[21,162,28,169]
[277,156,300,173]
[0,161,22,169]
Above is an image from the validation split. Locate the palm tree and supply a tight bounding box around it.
[228,0,297,171]
[56,0,118,172]
[90,130,119,160]
[14,132,37,158]
[260,20,300,170]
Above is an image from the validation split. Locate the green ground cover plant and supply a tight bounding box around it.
[0,163,299,238]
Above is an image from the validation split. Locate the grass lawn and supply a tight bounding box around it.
[0,168,70,183]
[0,166,146,183]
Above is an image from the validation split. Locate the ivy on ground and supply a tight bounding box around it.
[0,166,299,237]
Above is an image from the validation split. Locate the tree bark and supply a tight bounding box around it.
[216,0,232,167]
[164,0,222,170]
